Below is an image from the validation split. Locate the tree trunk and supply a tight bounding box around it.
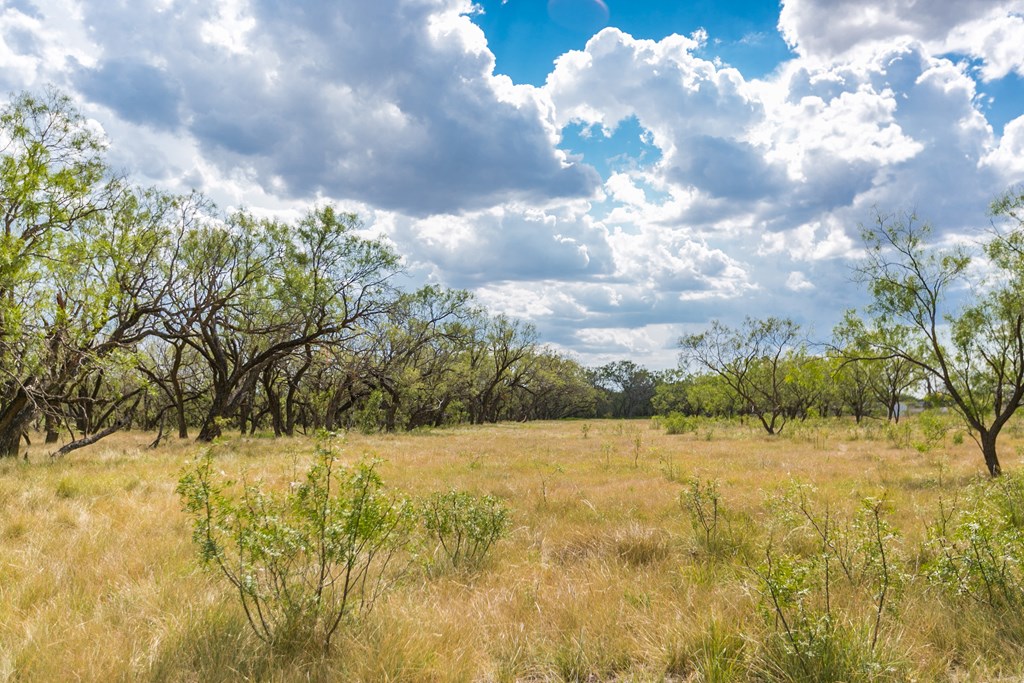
[197,416,222,442]
[262,369,283,437]
[44,412,60,443]
[0,387,35,458]
[169,344,189,438]
[197,393,229,441]
[981,430,1002,477]
[175,400,188,439]
[50,417,129,458]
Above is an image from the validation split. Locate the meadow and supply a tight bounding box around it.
[2,416,1024,682]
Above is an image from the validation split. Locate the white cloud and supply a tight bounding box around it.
[983,115,1024,179]
[786,271,815,291]
[1,0,600,216]
[778,0,1024,80]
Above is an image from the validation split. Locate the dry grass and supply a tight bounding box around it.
[1,417,1023,681]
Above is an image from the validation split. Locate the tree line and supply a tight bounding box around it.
[0,89,625,457]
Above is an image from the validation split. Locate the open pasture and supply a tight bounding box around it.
[2,417,1023,681]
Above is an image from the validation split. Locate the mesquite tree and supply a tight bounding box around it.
[0,90,175,457]
[160,206,399,442]
[679,317,807,435]
[857,198,1024,476]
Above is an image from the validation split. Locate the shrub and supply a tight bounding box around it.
[662,412,697,435]
[176,441,414,651]
[750,491,906,681]
[421,490,511,570]
[681,477,726,557]
[928,473,1024,610]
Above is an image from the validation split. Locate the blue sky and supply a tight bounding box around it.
[471,0,792,83]
[3,0,1024,367]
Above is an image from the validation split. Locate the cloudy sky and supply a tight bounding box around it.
[3,0,1024,367]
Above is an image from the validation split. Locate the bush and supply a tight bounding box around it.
[176,441,414,651]
[750,491,906,681]
[421,490,511,570]
[681,477,727,557]
[662,412,697,435]
[928,473,1024,610]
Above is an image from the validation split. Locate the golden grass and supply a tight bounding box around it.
[1,417,1022,681]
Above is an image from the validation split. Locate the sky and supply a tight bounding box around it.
[3,0,1024,368]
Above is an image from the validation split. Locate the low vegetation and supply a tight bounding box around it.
[4,417,1024,681]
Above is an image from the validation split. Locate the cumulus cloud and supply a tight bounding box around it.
[386,204,615,286]
[984,115,1024,178]
[1,0,600,216]
[778,0,1024,81]
[786,271,815,291]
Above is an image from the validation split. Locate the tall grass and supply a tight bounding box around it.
[1,417,1023,680]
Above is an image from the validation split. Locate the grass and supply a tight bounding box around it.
[1,417,1023,680]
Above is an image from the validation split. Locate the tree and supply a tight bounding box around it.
[833,310,922,423]
[679,317,805,435]
[589,360,658,418]
[161,206,399,441]
[857,199,1024,476]
[0,89,173,457]
[465,314,538,425]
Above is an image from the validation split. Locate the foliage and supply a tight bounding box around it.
[588,360,659,418]
[928,472,1024,610]
[421,489,511,570]
[751,487,905,681]
[681,477,725,557]
[661,412,698,435]
[679,317,809,435]
[176,441,414,650]
[856,198,1024,476]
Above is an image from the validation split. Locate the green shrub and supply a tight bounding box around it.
[662,412,697,435]
[681,478,734,558]
[421,489,511,570]
[914,410,952,452]
[928,473,1024,610]
[750,491,906,681]
[176,442,414,651]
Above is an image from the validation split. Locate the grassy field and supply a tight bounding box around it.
[2,417,1024,681]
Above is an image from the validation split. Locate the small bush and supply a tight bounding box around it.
[421,489,511,570]
[750,490,906,681]
[662,412,697,435]
[177,441,414,651]
[928,473,1024,610]
[681,478,727,557]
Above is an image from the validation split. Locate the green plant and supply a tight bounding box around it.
[662,412,697,435]
[681,478,725,557]
[421,489,511,570]
[659,452,684,483]
[885,422,911,449]
[176,442,413,651]
[750,490,905,681]
[914,410,950,452]
[928,474,1024,610]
